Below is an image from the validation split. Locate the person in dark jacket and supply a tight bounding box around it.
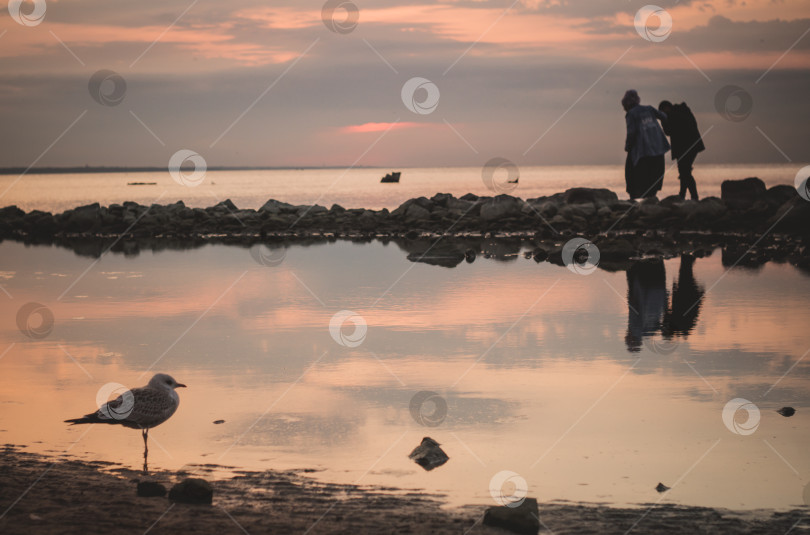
[658,100,705,200]
[622,90,670,199]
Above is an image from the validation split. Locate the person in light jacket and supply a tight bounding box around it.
[622,90,670,199]
[658,100,705,200]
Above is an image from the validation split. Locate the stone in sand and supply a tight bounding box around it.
[169,478,213,505]
[483,497,540,535]
[777,407,796,417]
[655,482,670,493]
[137,480,167,497]
[408,437,449,471]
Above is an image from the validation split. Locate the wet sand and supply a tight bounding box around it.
[0,446,805,534]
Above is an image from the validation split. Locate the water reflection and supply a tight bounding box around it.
[1,239,809,511]
[625,255,705,352]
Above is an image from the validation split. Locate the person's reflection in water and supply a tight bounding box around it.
[664,254,705,336]
[625,259,668,352]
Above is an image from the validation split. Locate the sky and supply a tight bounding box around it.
[1,0,809,168]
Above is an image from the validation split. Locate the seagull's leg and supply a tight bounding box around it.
[142,428,149,474]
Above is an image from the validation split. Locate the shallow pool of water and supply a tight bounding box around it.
[1,239,808,510]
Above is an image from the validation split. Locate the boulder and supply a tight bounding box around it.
[404,204,430,222]
[168,478,213,505]
[429,193,454,207]
[137,481,167,498]
[483,497,540,535]
[721,177,766,210]
[0,205,25,221]
[685,197,726,225]
[408,437,449,471]
[259,199,296,214]
[64,203,101,232]
[765,185,798,207]
[563,187,618,206]
[211,199,238,212]
[480,195,522,221]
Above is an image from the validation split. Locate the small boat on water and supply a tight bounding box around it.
[127,182,157,186]
[381,171,401,183]
[507,176,519,184]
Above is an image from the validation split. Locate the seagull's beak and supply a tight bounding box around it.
[176,383,187,388]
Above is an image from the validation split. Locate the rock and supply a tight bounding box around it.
[655,482,670,493]
[0,205,24,221]
[777,407,796,417]
[169,478,213,505]
[408,437,449,471]
[769,197,810,232]
[213,419,225,424]
[298,204,328,216]
[329,203,346,213]
[721,177,767,210]
[483,497,540,535]
[765,185,798,207]
[137,481,167,498]
[480,195,522,221]
[446,197,477,217]
[685,197,726,225]
[430,193,454,207]
[459,193,479,202]
[404,204,431,222]
[465,249,476,263]
[64,203,101,232]
[259,199,296,214]
[212,199,238,212]
[532,247,548,262]
[638,203,670,219]
[563,187,618,206]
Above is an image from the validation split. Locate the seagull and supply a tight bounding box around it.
[65,373,186,468]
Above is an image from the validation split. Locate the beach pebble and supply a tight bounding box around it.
[137,480,167,497]
[408,437,449,471]
[483,497,540,535]
[777,407,796,417]
[169,478,213,505]
[655,482,670,493]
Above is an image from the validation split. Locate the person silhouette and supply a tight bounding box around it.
[663,254,704,336]
[625,259,668,352]
[622,90,670,200]
[658,100,705,200]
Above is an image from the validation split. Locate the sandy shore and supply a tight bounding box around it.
[0,446,805,534]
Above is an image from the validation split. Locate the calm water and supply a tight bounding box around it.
[1,240,809,510]
[0,163,802,213]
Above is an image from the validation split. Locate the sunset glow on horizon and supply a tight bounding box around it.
[0,0,808,167]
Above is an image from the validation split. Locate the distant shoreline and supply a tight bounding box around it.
[0,165,380,175]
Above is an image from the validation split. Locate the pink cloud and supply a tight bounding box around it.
[339,122,428,134]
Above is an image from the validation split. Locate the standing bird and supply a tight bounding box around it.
[65,373,186,472]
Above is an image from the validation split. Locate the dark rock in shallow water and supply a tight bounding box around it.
[563,187,618,206]
[137,480,167,497]
[721,177,767,210]
[169,478,213,504]
[777,407,796,417]
[404,203,430,222]
[408,437,449,471]
[656,482,671,493]
[483,497,540,535]
[480,195,522,221]
[259,199,296,214]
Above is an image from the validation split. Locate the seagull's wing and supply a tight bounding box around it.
[66,386,178,429]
